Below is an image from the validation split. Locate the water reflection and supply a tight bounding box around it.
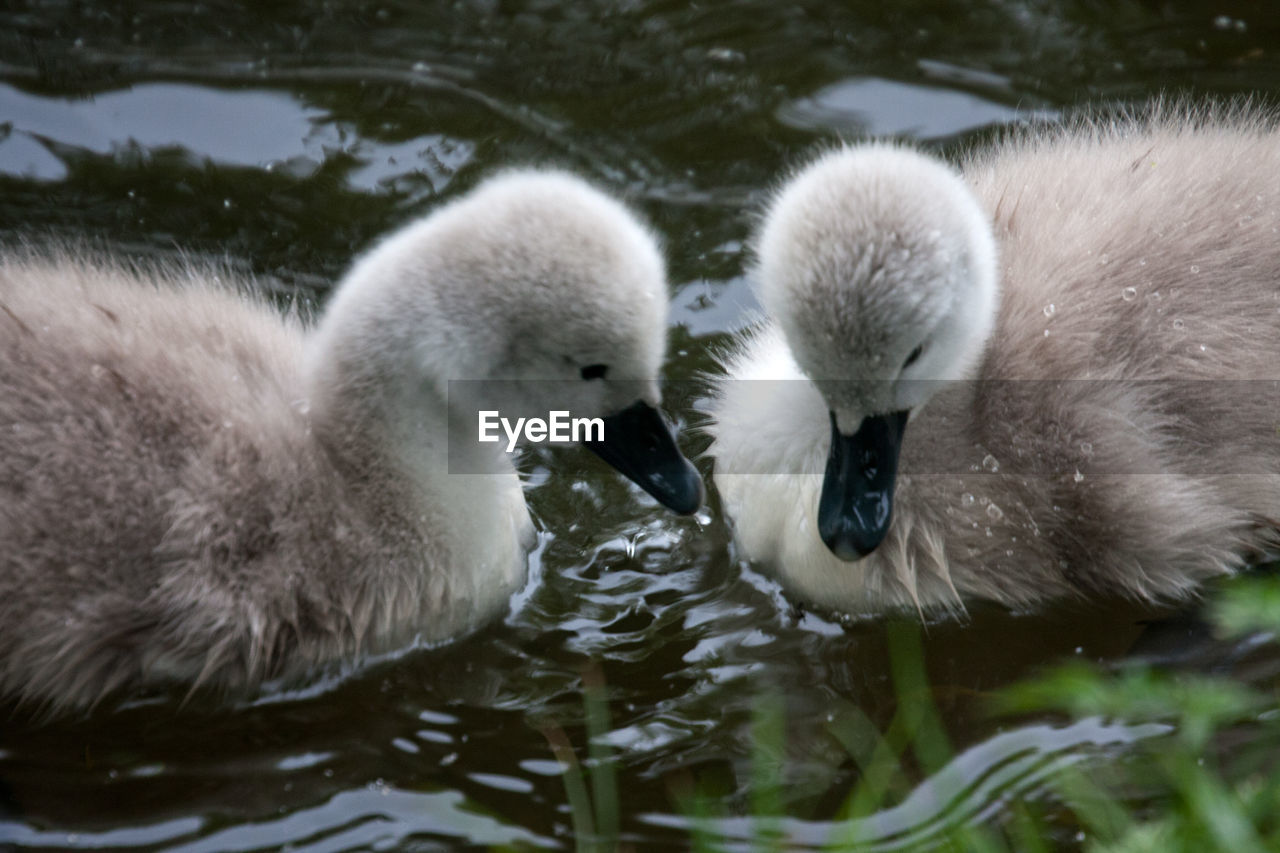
[640,717,1171,850]
[777,76,1055,138]
[1,787,555,851]
[0,82,475,193]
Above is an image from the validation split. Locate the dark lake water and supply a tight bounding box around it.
[4,1,1280,849]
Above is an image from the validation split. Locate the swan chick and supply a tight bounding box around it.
[709,115,1280,613]
[0,169,701,715]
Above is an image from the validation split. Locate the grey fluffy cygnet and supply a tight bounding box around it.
[708,108,1280,615]
[0,169,701,715]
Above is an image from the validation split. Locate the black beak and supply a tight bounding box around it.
[817,410,910,561]
[584,400,703,515]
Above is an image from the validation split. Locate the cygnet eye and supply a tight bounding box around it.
[903,344,924,370]
[580,363,609,381]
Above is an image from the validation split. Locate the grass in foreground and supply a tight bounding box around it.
[546,574,1280,851]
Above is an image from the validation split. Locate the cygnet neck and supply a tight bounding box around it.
[300,239,516,506]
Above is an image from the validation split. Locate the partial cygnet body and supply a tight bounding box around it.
[708,108,1280,615]
[0,170,701,715]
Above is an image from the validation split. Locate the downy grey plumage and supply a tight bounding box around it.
[0,169,701,715]
[708,105,1280,615]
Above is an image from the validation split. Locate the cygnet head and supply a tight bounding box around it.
[309,169,702,514]
[754,144,998,557]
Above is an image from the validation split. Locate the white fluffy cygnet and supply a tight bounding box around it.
[708,109,1280,615]
[0,169,701,715]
